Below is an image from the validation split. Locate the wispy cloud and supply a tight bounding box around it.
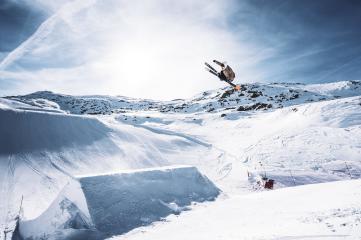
[1,0,360,99]
[0,0,271,99]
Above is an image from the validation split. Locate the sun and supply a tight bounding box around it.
[93,38,163,92]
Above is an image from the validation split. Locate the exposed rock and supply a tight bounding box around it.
[237,103,272,111]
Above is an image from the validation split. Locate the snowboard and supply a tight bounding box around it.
[204,62,241,91]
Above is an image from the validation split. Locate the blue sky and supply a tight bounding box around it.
[0,1,46,52]
[230,0,361,83]
[0,0,360,99]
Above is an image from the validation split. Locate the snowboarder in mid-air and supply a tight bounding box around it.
[205,60,241,91]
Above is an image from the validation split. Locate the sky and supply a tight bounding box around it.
[0,0,361,100]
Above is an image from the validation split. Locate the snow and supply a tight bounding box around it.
[5,91,160,115]
[0,108,114,154]
[19,180,94,239]
[0,101,221,239]
[5,80,361,114]
[304,80,361,97]
[19,166,220,239]
[0,97,63,113]
[1,80,361,239]
[114,95,361,193]
[112,180,361,240]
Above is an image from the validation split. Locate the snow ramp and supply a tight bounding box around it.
[0,108,113,155]
[0,100,220,235]
[19,166,220,239]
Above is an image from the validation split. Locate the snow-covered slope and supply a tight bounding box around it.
[115,88,361,192]
[114,179,361,240]
[161,80,361,113]
[1,80,361,239]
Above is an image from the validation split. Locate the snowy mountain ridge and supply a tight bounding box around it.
[5,80,361,115]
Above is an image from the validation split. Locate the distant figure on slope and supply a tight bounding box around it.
[205,60,240,90]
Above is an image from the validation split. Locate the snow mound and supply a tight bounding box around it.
[0,108,113,155]
[304,80,361,97]
[0,97,63,113]
[19,166,220,239]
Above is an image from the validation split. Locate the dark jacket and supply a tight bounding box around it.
[222,65,235,82]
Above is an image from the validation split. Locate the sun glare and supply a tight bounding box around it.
[94,38,162,93]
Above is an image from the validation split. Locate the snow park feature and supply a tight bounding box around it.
[18,166,219,239]
[1,80,361,239]
[0,99,222,239]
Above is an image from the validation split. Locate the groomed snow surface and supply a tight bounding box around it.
[112,180,361,240]
[1,81,361,239]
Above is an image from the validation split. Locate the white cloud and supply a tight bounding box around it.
[0,0,271,100]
